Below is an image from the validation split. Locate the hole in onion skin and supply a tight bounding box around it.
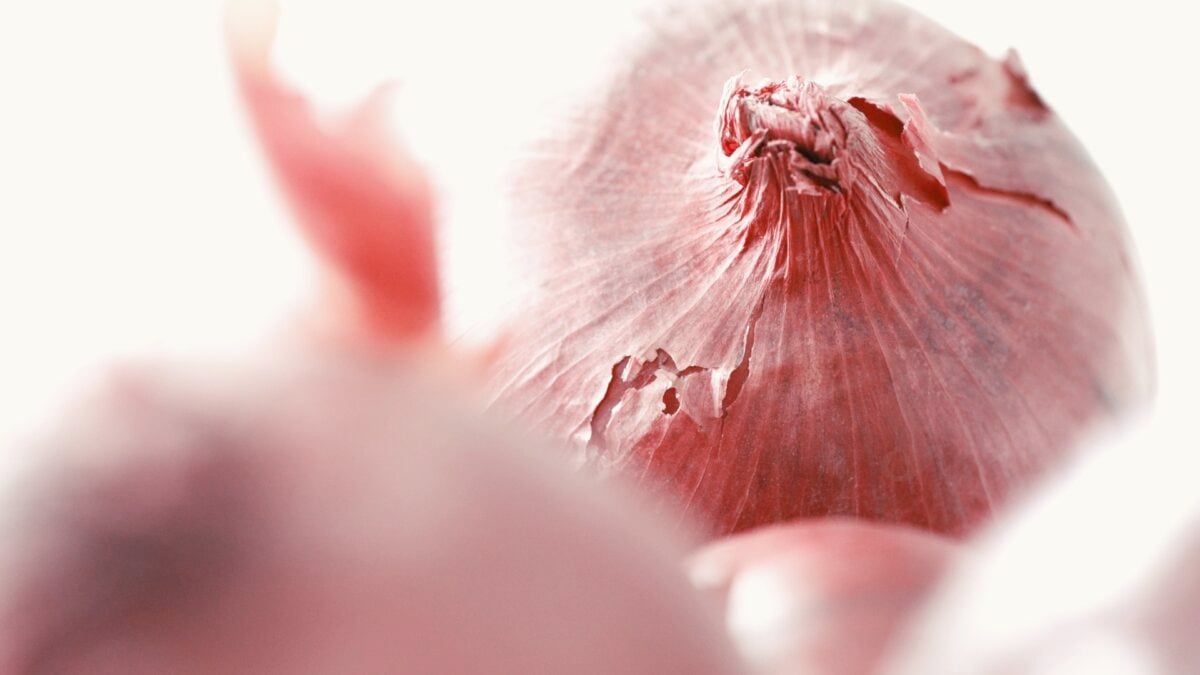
[0,347,746,675]
[689,518,958,675]
[473,0,1154,540]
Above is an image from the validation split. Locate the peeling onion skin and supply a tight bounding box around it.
[689,519,957,675]
[484,0,1154,538]
[228,0,439,342]
[0,345,745,675]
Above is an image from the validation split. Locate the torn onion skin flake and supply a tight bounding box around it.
[228,0,440,343]
[689,519,957,675]
[483,0,1153,539]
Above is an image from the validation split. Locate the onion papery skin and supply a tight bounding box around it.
[484,0,1153,538]
[228,0,440,343]
[689,519,957,675]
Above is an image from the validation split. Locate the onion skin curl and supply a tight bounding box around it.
[479,0,1154,539]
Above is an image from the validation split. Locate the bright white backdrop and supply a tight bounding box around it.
[1,0,1195,462]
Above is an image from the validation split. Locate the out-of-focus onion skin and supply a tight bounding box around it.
[0,5,747,671]
[227,0,439,342]
[0,343,745,675]
[881,425,1199,675]
[479,0,1153,538]
[689,519,957,675]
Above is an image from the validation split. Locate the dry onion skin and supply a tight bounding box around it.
[484,0,1153,538]
[228,0,440,344]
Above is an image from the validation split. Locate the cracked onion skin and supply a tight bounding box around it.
[483,0,1153,538]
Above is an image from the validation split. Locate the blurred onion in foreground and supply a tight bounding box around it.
[0,3,744,671]
[0,341,743,675]
[883,421,1197,674]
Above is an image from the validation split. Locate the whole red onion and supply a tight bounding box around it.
[478,0,1153,538]
[689,519,956,675]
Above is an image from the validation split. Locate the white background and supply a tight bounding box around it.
[1,0,1196,462]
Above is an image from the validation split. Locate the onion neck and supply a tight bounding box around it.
[717,76,849,196]
[715,75,952,249]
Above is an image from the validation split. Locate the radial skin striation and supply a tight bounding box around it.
[485,0,1153,538]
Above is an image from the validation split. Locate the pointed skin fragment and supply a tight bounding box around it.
[226,0,440,340]
[483,0,1154,538]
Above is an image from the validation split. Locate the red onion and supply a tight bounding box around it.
[882,423,1198,674]
[689,519,956,675]
[478,0,1153,538]
[0,344,743,674]
[0,9,746,672]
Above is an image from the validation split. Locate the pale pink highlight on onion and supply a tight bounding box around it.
[690,518,956,674]
[883,423,1198,675]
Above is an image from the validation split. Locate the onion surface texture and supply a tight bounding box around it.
[483,0,1153,538]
